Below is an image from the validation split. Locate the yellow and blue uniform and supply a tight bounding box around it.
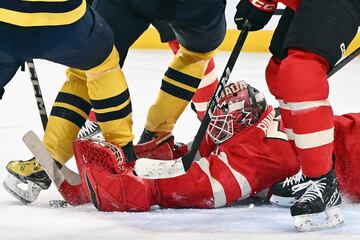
[0,2,136,163]
[92,0,226,134]
[0,0,86,27]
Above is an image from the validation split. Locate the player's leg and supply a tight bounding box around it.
[166,40,219,121]
[4,6,138,203]
[277,0,358,231]
[92,0,150,67]
[265,7,298,153]
[0,52,48,203]
[0,53,21,100]
[77,0,150,139]
[141,2,226,142]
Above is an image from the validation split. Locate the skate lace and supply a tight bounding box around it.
[79,120,99,138]
[282,170,305,187]
[292,178,327,203]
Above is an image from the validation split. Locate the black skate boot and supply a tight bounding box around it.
[290,169,344,232]
[270,170,309,207]
[4,157,51,204]
[122,142,138,162]
[138,128,156,144]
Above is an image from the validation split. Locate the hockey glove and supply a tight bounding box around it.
[235,0,277,31]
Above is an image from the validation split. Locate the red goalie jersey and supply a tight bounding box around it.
[71,81,360,212]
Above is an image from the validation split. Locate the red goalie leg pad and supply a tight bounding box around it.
[73,138,130,201]
[265,56,282,99]
[83,167,153,212]
[58,180,91,206]
[73,138,154,211]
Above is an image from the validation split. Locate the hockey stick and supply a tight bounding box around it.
[2,60,49,204]
[328,46,360,78]
[134,22,252,179]
[23,131,88,206]
[27,60,48,130]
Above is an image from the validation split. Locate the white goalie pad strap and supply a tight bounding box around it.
[196,157,226,208]
[294,128,334,149]
[288,100,331,111]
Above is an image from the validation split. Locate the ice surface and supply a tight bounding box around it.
[1,50,360,239]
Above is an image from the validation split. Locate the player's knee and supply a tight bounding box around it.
[179,45,217,61]
[265,56,282,99]
[278,49,330,102]
[86,46,121,80]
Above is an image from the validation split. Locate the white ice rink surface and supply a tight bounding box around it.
[1,50,360,240]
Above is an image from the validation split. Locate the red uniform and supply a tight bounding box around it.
[154,106,299,208]
[72,105,360,211]
[153,108,360,208]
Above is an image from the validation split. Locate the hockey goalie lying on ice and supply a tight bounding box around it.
[30,81,359,213]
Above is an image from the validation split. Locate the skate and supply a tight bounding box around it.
[290,169,344,232]
[270,169,309,207]
[4,157,51,204]
[138,128,156,144]
[78,118,103,140]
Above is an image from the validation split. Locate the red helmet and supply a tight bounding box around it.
[207,81,267,145]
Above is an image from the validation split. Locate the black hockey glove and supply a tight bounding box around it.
[235,0,277,31]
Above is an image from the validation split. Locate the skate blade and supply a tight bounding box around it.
[294,206,344,232]
[269,195,294,208]
[3,173,41,204]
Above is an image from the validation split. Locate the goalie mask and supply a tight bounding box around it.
[207,81,267,145]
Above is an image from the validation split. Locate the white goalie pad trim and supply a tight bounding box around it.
[294,128,334,149]
[134,158,186,179]
[196,158,226,208]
